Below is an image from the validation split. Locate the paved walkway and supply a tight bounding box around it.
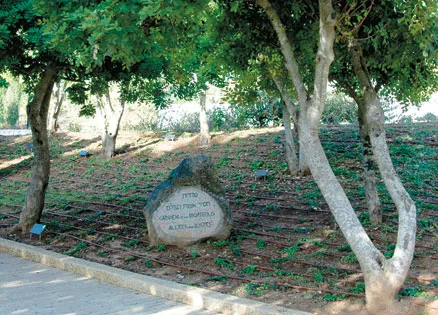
[0,129,31,136]
[0,253,217,315]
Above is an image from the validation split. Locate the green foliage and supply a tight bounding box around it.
[244,283,268,296]
[207,276,228,282]
[5,101,19,126]
[156,244,167,252]
[210,106,232,131]
[241,265,257,275]
[321,92,357,125]
[322,293,346,301]
[281,245,300,259]
[399,286,425,297]
[418,112,437,122]
[97,250,109,257]
[79,103,96,117]
[228,92,282,128]
[64,242,88,256]
[123,239,140,247]
[341,252,358,264]
[214,257,235,270]
[256,239,267,250]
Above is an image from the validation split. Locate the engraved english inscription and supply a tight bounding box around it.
[153,187,222,239]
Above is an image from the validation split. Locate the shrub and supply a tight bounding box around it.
[68,121,81,132]
[418,112,437,122]
[6,101,19,127]
[321,92,357,124]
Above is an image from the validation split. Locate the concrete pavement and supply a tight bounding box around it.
[0,252,216,315]
[0,238,308,315]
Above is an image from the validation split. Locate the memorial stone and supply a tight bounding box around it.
[144,155,232,246]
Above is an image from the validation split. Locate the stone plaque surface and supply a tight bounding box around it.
[144,155,232,246]
[153,187,223,239]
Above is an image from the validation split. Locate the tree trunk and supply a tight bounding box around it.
[357,101,382,224]
[338,80,382,225]
[271,76,302,176]
[257,1,416,312]
[282,103,299,175]
[199,89,211,146]
[349,40,416,313]
[96,88,125,160]
[298,108,311,176]
[15,63,56,233]
[48,80,67,132]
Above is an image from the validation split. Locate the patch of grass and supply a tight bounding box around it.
[245,283,268,296]
[156,244,167,252]
[341,252,358,264]
[99,234,116,242]
[214,257,236,270]
[207,276,228,282]
[64,242,88,256]
[124,256,136,262]
[256,239,267,250]
[350,283,365,294]
[241,265,257,275]
[123,239,140,247]
[322,293,346,301]
[281,245,300,259]
[97,250,109,257]
[399,286,425,297]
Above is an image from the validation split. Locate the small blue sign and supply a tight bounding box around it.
[30,223,46,236]
[79,150,90,157]
[255,169,269,178]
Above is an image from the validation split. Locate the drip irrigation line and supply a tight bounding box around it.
[44,190,143,213]
[46,219,354,286]
[46,203,145,221]
[45,219,148,245]
[44,211,141,232]
[49,179,148,206]
[0,202,22,209]
[0,212,20,219]
[233,209,317,221]
[49,231,365,299]
[239,248,361,274]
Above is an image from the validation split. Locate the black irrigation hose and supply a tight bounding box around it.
[48,230,365,298]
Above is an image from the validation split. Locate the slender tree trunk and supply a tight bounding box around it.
[357,101,382,224]
[271,76,302,176]
[14,63,56,233]
[257,1,416,313]
[282,103,299,175]
[49,80,67,132]
[338,81,382,225]
[298,109,311,175]
[199,89,211,146]
[349,40,416,313]
[96,89,125,160]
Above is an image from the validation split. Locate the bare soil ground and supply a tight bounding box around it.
[0,123,437,314]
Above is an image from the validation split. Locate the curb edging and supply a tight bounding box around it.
[0,238,311,315]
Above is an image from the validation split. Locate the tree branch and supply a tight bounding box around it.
[255,0,308,106]
[312,0,336,110]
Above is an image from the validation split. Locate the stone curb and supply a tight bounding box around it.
[0,238,311,315]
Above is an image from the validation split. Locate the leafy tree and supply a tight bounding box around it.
[0,0,64,232]
[331,0,438,225]
[0,0,207,230]
[215,0,437,312]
